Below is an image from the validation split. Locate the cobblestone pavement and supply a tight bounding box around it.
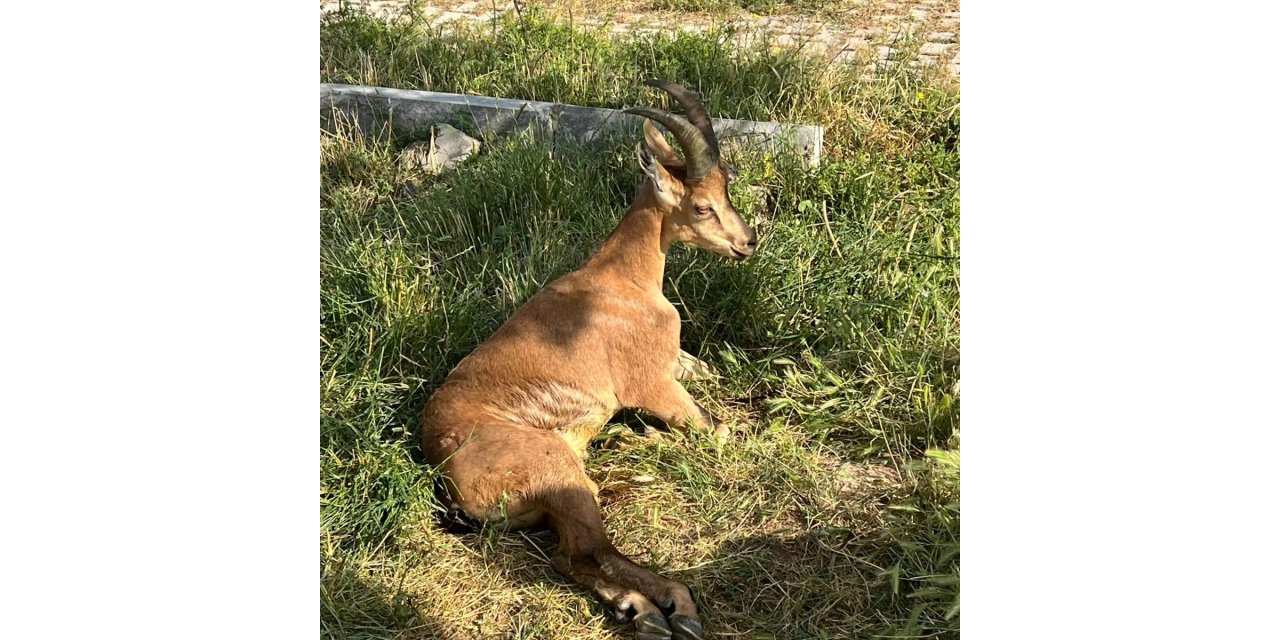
[321,0,959,77]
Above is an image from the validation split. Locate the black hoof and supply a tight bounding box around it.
[635,612,672,640]
[669,614,705,640]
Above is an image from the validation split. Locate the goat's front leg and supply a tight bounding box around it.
[635,377,729,442]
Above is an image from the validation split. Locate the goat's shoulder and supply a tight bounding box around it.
[539,269,669,318]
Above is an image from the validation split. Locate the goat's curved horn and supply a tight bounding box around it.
[641,79,720,161]
[623,106,716,181]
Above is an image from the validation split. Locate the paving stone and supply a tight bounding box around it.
[834,49,862,64]
[778,19,811,34]
[802,43,832,57]
[431,11,468,26]
[888,24,918,42]
[322,0,961,74]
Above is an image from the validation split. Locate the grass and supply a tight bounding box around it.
[321,5,959,639]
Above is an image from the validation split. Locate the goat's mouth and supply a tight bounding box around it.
[728,247,752,260]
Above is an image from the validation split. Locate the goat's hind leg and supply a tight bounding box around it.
[542,484,705,640]
[440,427,703,639]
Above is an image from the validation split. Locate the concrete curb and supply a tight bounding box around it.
[320,83,823,167]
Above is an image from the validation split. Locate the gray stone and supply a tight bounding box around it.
[877,46,897,61]
[928,31,956,43]
[403,122,481,175]
[321,83,824,167]
[920,42,951,56]
[674,349,717,381]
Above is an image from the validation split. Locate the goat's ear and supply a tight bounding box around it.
[636,141,681,207]
[642,119,682,168]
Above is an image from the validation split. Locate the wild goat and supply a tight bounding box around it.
[422,80,757,640]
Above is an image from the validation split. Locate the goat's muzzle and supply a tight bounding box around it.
[728,228,759,260]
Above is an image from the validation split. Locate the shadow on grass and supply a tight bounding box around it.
[322,559,457,640]
[415,516,890,639]
[692,531,887,638]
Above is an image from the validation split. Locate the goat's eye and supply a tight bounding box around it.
[695,205,714,217]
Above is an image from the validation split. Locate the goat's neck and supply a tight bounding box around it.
[586,188,673,291]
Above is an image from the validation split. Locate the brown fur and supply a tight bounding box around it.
[422,119,756,640]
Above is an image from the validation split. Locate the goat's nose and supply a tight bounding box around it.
[745,231,758,250]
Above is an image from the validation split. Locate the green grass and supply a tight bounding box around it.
[321,5,958,639]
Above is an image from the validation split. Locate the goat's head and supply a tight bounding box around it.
[625,80,758,261]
